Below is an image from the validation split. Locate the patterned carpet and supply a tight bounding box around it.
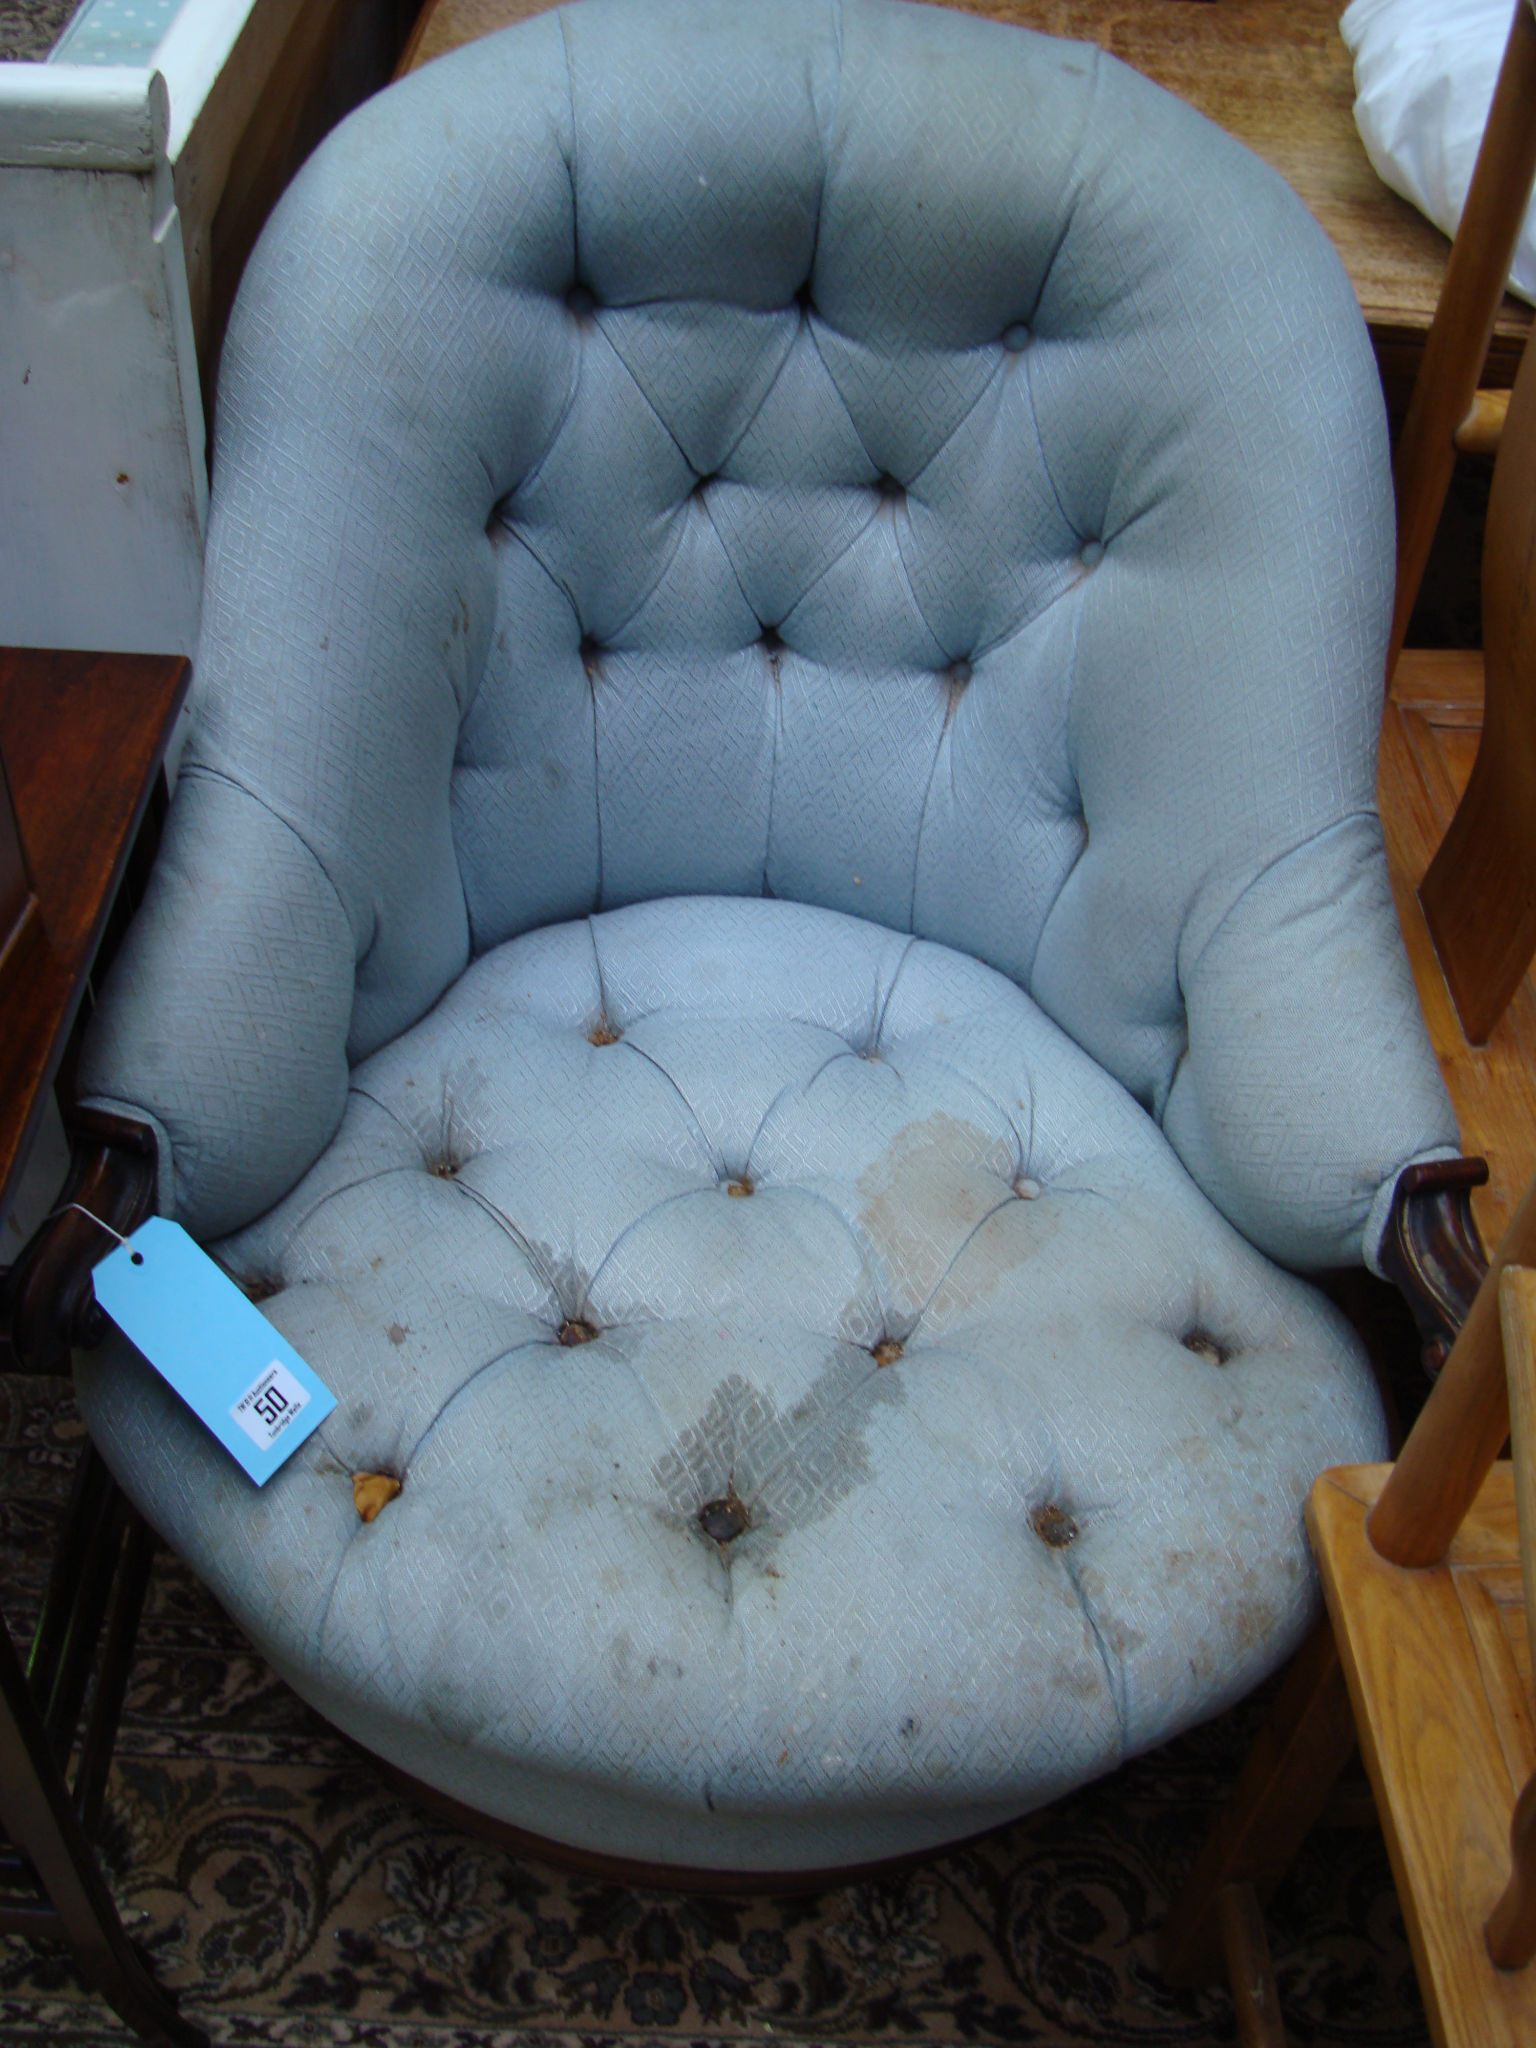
[0,1372,1428,2048]
[0,0,78,61]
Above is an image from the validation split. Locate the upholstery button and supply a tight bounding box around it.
[1014,1176,1041,1200]
[793,279,815,315]
[946,659,972,694]
[725,1176,754,1197]
[430,1156,460,1179]
[354,1471,401,1523]
[579,634,603,682]
[588,1019,622,1046]
[565,282,596,318]
[760,626,785,658]
[1031,1503,1078,1548]
[1080,540,1104,570]
[876,473,905,503]
[558,1318,598,1346]
[699,1493,751,1543]
[1001,322,1031,352]
[871,1337,903,1367]
[1181,1329,1230,1366]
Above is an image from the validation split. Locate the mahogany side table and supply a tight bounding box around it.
[0,646,206,2048]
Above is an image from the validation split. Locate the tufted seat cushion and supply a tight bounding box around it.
[77,899,1386,1870]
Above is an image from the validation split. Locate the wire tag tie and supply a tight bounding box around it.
[46,1201,144,1265]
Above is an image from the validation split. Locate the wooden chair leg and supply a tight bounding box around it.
[1486,1768,1536,1968]
[1370,1170,1536,1569]
[1417,267,1536,1042]
[1218,1882,1288,2048]
[0,1580,207,2047]
[1159,1620,1357,1987]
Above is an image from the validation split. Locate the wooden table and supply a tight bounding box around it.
[0,646,206,2048]
[0,649,188,1226]
[399,0,1532,414]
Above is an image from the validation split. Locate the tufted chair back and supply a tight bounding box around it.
[84,0,1454,1262]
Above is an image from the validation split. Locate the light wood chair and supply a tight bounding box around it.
[1411,308,1536,1048]
[1372,0,1536,1258]
[1162,1176,1536,2046]
[1383,322,1536,1249]
[1390,0,1536,669]
[1308,1272,1536,2045]
[1392,0,1536,1045]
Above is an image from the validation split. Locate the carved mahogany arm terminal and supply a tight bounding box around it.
[1379,1155,1492,1375]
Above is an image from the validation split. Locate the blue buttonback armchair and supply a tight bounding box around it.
[49,0,1459,1875]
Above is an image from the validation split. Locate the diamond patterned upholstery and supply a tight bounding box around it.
[74,0,1454,1870]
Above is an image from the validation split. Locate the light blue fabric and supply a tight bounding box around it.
[79,898,1388,1869]
[73,0,1453,1869]
[80,0,1455,1262]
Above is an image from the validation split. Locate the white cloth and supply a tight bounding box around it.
[1342,0,1536,305]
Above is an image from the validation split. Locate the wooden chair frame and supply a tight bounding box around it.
[1161,1178,1536,2046]
[1395,0,1536,1044]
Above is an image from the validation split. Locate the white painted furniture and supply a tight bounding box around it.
[0,0,405,660]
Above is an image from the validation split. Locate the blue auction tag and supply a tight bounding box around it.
[92,1216,335,1486]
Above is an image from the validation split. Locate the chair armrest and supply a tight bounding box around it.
[4,1124,1490,1380]
[1377,1155,1491,1375]
[5,1108,158,1374]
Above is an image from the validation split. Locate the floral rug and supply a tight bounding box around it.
[0,1373,1427,2048]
